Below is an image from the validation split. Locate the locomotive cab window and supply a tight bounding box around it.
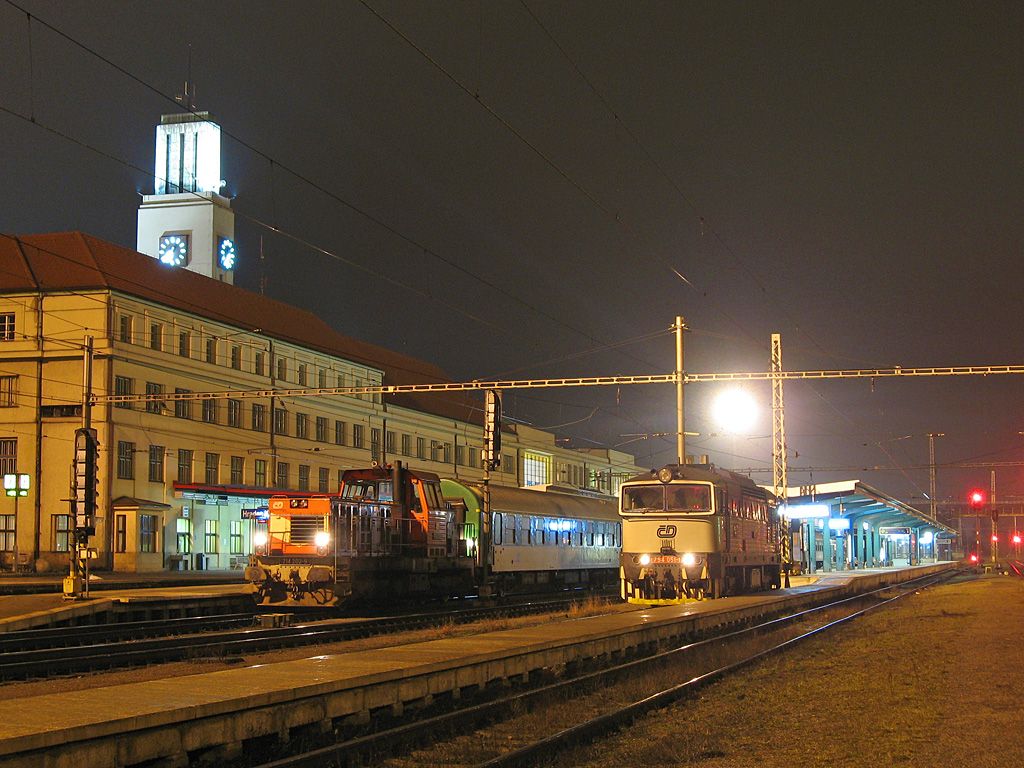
[665,484,712,513]
[622,486,663,512]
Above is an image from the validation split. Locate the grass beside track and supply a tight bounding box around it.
[562,574,1024,768]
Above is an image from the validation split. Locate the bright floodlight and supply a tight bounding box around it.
[712,388,758,434]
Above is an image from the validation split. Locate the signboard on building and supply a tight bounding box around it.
[242,507,269,521]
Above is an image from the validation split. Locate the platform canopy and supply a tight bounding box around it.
[779,480,956,536]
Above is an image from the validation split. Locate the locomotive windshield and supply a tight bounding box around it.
[621,483,712,514]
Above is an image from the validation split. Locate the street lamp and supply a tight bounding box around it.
[711,388,758,434]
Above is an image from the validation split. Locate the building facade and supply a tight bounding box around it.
[0,233,642,573]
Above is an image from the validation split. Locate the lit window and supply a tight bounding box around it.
[0,313,14,341]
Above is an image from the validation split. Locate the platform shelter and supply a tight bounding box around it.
[781,481,956,575]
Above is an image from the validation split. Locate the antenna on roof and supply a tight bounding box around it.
[176,44,197,111]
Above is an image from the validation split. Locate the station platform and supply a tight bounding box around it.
[0,562,955,768]
[0,573,250,632]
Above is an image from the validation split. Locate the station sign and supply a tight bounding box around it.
[241,507,269,521]
[880,526,911,536]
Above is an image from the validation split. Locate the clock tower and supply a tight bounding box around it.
[137,110,237,283]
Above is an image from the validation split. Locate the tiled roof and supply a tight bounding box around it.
[0,232,482,424]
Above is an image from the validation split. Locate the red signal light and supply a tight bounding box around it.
[968,490,986,508]
[1014,535,1021,544]
[992,535,999,542]
[970,554,978,562]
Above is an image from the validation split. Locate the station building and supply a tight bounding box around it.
[0,110,643,574]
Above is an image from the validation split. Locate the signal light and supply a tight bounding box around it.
[992,535,999,542]
[1013,535,1021,545]
[969,554,978,562]
[968,489,986,509]
[73,427,99,536]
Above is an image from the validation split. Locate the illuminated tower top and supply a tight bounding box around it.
[154,112,223,195]
[137,107,237,284]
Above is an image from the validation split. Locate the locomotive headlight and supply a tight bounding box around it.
[639,553,651,566]
[682,552,696,567]
[253,532,268,547]
[314,531,331,548]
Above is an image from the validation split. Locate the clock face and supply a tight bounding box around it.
[218,237,237,270]
[158,234,190,267]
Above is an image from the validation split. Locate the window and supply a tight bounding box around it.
[230,456,244,485]
[178,331,191,357]
[204,519,219,553]
[0,313,14,341]
[174,388,191,419]
[252,403,266,432]
[352,424,364,449]
[318,369,327,389]
[298,464,310,491]
[227,399,241,427]
[318,467,329,493]
[296,413,308,439]
[430,440,440,462]
[416,437,425,459]
[316,416,328,442]
[254,351,265,376]
[335,420,346,446]
[117,441,135,479]
[177,449,193,483]
[523,451,551,487]
[456,445,465,466]
[205,453,219,484]
[140,514,158,553]
[274,408,288,435]
[149,322,163,351]
[118,314,133,343]
[276,357,287,382]
[254,459,267,487]
[114,376,132,409]
[202,399,217,424]
[148,445,164,482]
[298,364,307,386]
[145,382,163,414]
[444,442,453,464]
[176,518,192,554]
[51,514,71,552]
[0,438,16,475]
[0,514,13,550]
[230,520,244,555]
[115,514,127,552]
[502,454,514,474]
[206,337,217,364]
[230,345,241,370]
[0,376,16,407]
[371,428,381,462]
[276,462,289,488]
[337,469,344,489]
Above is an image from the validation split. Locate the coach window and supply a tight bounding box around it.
[493,513,503,545]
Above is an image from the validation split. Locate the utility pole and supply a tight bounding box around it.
[991,469,998,564]
[927,432,944,521]
[674,316,686,465]
[771,332,791,587]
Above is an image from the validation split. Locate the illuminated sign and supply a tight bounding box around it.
[241,507,269,521]
[880,526,911,536]
[827,518,851,530]
[785,504,830,519]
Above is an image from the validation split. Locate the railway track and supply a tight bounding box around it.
[0,594,612,681]
[250,569,959,768]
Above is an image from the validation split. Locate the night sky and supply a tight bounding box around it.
[1,1,1022,508]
